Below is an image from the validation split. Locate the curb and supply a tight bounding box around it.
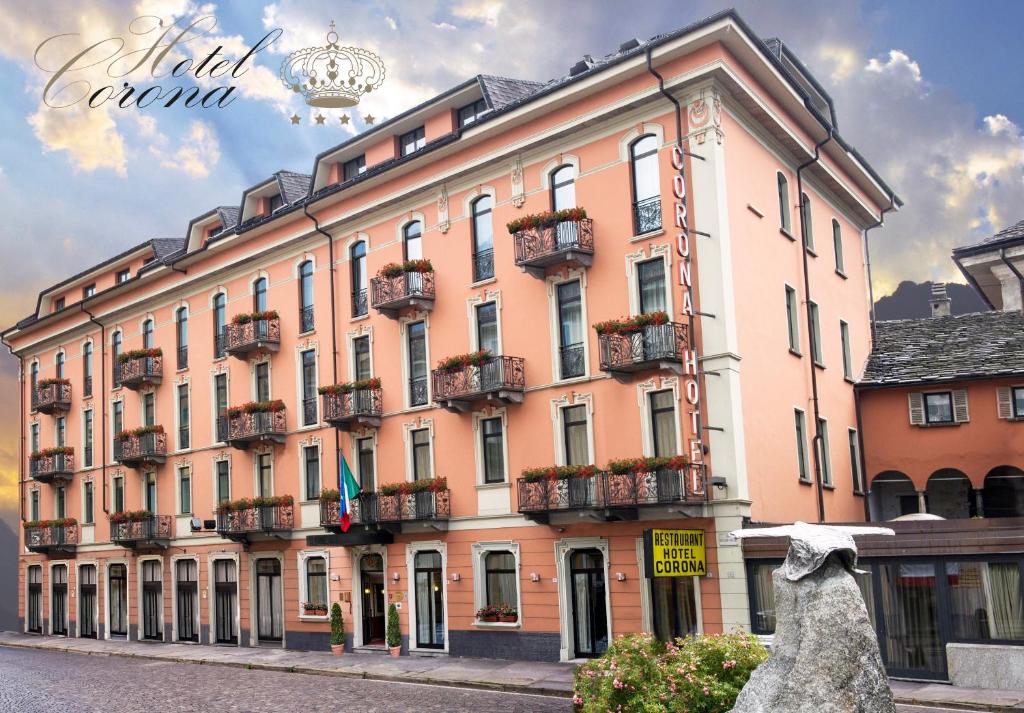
[893,696,1024,712]
[0,640,573,699]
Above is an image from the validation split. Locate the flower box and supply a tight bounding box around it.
[593,311,670,337]
[231,310,279,325]
[506,207,588,234]
[318,377,381,395]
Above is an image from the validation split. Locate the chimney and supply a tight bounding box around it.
[929,282,952,317]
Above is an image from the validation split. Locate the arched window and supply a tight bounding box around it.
[253,277,268,312]
[800,192,814,251]
[298,261,314,332]
[832,219,844,274]
[471,196,494,282]
[213,294,226,358]
[176,307,188,370]
[630,135,660,234]
[111,331,122,385]
[350,241,367,317]
[777,172,791,233]
[29,361,38,391]
[403,221,423,261]
[82,342,93,396]
[55,351,65,379]
[142,319,154,349]
[550,165,576,211]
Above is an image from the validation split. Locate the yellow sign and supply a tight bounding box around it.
[645,529,706,577]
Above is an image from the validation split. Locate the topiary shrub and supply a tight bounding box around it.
[386,603,401,649]
[330,602,345,647]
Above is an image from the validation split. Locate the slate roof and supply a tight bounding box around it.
[150,237,186,262]
[478,75,544,110]
[954,218,1024,255]
[859,310,1024,386]
[216,205,239,231]
[276,171,311,204]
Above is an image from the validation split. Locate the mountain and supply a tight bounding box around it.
[874,281,988,321]
[0,514,17,631]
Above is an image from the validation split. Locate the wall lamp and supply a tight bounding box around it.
[392,572,400,582]
[530,572,541,582]
[616,572,626,582]
[711,476,728,490]
[450,572,461,582]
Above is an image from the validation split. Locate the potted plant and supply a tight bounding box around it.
[386,603,401,656]
[330,602,345,655]
[476,605,499,623]
[303,601,328,617]
[498,605,518,623]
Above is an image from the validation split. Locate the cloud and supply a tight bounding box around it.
[27,102,127,175]
[156,119,221,177]
[865,49,922,83]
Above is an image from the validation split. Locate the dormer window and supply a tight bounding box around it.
[116,269,130,284]
[343,155,366,181]
[399,126,425,157]
[457,99,487,128]
[83,284,96,299]
[267,193,285,214]
[53,297,65,312]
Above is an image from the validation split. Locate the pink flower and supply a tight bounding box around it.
[703,686,711,695]
[723,659,737,669]
[613,678,624,689]
[572,694,583,705]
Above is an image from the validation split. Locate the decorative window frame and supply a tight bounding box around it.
[297,549,331,621]
[53,347,66,378]
[461,184,498,220]
[349,429,378,489]
[350,545,387,648]
[172,376,192,452]
[250,354,273,401]
[252,447,276,497]
[75,560,99,638]
[80,337,94,396]
[174,302,190,372]
[471,406,510,487]
[109,470,125,514]
[170,553,200,643]
[343,231,371,257]
[136,554,164,642]
[174,461,193,515]
[793,406,811,484]
[636,376,683,457]
[27,486,40,522]
[297,436,323,502]
[138,313,156,346]
[396,211,427,253]
[471,540,522,629]
[625,245,674,317]
[138,388,157,429]
[784,282,801,355]
[549,392,595,466]
[80,475,95,526]
[776,171,793,236]
[635,536,703,637]
[209,365,229,443]
[402,418,435,483]
[207,553,241,647]
[103,557,131,640]
[346,324,375,381]
[554,537,612,661]
[24,563,42,634]
[249,270,271,303]
[211,452,231,503]
[398,311,432,410]
[80,405,94,469]
[247,552,285,648]
[540,154,581,191]
[209,288,229,362]
[29,420,40,456]
[139,470,158,512]
[294,338,321,430]
[545,268,591,383]
[817,415,833,487]
[53,483,67,519]
[405,540,449,652]
[617,123,666,162]
[294,252,317,277]
[466,289,503,353]
[47,560,70,637]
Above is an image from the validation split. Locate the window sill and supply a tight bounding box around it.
[798,478,813,486]
[806,248,818,257]
[470,277,497,288]
[554,374,591,387]
[629,228,665,243]
[476,482,510,491]
[299,614,329,622]
[350,314,370,323]
[813,361,825,370]
[297,423,322,432]
[472,620,521,630]
[780,228,796,241]
[789,348,802,358]
[843,376,856,385]
[402,404,434,415]
[835,270,847,280]
[822,484,836,491]
[917,421,961,428]
[298,329,316,338]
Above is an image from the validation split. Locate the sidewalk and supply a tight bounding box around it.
[0,631,575,697]
[890,680,1024,711]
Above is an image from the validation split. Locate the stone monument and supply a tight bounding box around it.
[729,522,897,713]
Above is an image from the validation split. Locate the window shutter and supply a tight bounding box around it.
[908,393,925,425]
[953,389,970,423]
[997,387,1013,420]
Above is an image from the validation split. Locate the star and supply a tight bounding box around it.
[340,114,350,125]
[315,114,326,125]
[364,114,376,125]
[290,114,301,125]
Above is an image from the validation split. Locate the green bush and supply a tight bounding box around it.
[386,603,401,648]
[573,632,767,713]
[330,603,344,647]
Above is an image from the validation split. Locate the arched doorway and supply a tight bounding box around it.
[925,469,975,519]
[869,471,918,521]
[983,466,1024,518]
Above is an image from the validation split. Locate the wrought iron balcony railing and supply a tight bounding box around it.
[177,345,188,371]
[512,218,594,278]
[559,343,586,380]
[111,515,173,547]
[472,249,494,282]
[322,388,382,431]
[117,355,163,390]
[299,305,315,334]
[216,503,293,541]
[517,466,707,521]
[224,318,281,357]
[319,496,373,529]
[409,376,428,407]
[352,289,368,318]
[432,355,525,412]
[375,489,451,524]
[29,452,74,483]
[632,196,662,236]
[370,272,435,317]
[25,523,79,553]
[226,410,287,448]
[32,382,72,414]
[114,431,167,467]
[598,322,688,375]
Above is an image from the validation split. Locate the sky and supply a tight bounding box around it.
[0,0,1022,533]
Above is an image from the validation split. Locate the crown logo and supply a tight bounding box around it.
[280,22,386,108]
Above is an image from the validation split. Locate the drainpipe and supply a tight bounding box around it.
[998,248,1024,310]
[303,203,342,489]
[81,305,108,513]
[2,335,25,522]
[796,129,833,524]
[863,196,896,342]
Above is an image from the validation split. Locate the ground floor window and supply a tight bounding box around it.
[141,560,162,641]
[484,551,517,609]
[51,564,68,636]
[79,565,97,638]
[109,563,128,636]
[176,560,198,642]
[213,559,237,644]
[27,566,42,633]
[651,575,697,642]
[413,551,444,649]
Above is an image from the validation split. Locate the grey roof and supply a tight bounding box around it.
[478,75,544,110]
[859,310,1024,386]
[216,205,239,231]
[150,237,186,262]
[276,171,311,204]
[954,218,1024,255]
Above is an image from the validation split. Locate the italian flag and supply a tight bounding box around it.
[339,454,361,533]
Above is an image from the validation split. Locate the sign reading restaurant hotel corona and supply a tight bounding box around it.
[644,529,707,577]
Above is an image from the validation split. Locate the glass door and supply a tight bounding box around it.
[360,554,385,645]
[214,560,237,644]
[570,550,608,657]
[51,565,67,636]
[79,565,97,638]
[27,566,42,633]
[255,559,283,642]
[651,575,698,642]
[109,564,128,637]
[141,560,162,640]
[414,551,444,649]
[176,560,198,642]
[877,563,946,679]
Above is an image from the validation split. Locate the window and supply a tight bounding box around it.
[557,280,584,380]
[637,258,667,314]
[550,164,576,210]
[177,384,190,450]
[216,460,230,503]
[83,284,95,299]
[56,486,66,519]
[143,392,155,427]
[83,342,93,397]
[800,192,814,251]
[179,466,192,514]
[301,350,317,427]
[350,241,367,317]
[562,404,589,465]
[356,437,375,492]
[411,428,431,481]
[112,401,123,448]
[30,362,38,392]
[649,390,678,457]
[944,561,1024,641]
[111,331,122,385]
[832,219,845,274]
[817,418,832,486]
[215,373,228,442]
[30,490,39,521]
[342,155,366,181]
[1014,387,1024,418]
[299,261,314,332]
[848,429,863,493]
[630,134,661,234]
[55,352,64,379]
[54,297,65,312]
[30,424,39,454]
[794,409,809,482]
[475,302,499,354]
[116,269,130,284]
[305,556,328,608]
[267,193,284,213]
[304,445,320,501]
[83,481,94,524]
[142,319,154,349]
[353,336,371,380]
[483,551,517,609]
[481,417,505,484]
[924,392,954,424]
[257,453,272,497]
[113,476,124,514]
[809,301,822,366]
[144,472,157,511]
[403,221,423,261]
[840,320,852,380]
[253,277,268,312]
[777,172,791,233]
[407,321,427,406]
[56,416,66,447]
[471,196,494,282]
[399,126,425,156]
[176,307,188,370]
[213,293,226,358]
[83,409,93,468]
[255,362,270,402]
[457,98,487,127]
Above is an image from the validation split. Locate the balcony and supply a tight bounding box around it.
[596,317,688,378]
[432,353,525,413]
[632,196,662,236]
[114,428,167,467]
[321,382,382,431]
[370,264,435,318]
[224,313,281,358]
[28,449,74,483]
[225,404,287,449]
[32,380,71,414]
[24,520,78,554]
[216,498,294,543]
[110,514,173,548]
[510,212,594,279]
[319,495,375,530]
[117,350,163,390]
[375,488,450,527]
[517,462,707,523]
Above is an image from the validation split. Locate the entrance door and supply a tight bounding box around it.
[651,575,698,642]
[51,565,67,636]
[27,566,42,634]
[876,563,946,679]
[141,560,162,640]
[414,551,444,649]
[213,560,237,644]
[255,559,283,643]
[109,564,127,637]
[570,550,608,657]
[175,560,198,642]
[359,554,385,645]
[79,565,97,638]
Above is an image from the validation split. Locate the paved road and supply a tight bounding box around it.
[0,647,570,712]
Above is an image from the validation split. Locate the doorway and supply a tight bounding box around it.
[570,550,608,657]
[141,560,162,640]
[255,558,283,643]
[109,563,127,637]
[79,565,97,638]
[651,575,698,642]
[51,565,68,636]
[175,560,198,643]
[213,559,238,645]
[27,566,42,634]
[413,551,444,649]
[359,553,386,646]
